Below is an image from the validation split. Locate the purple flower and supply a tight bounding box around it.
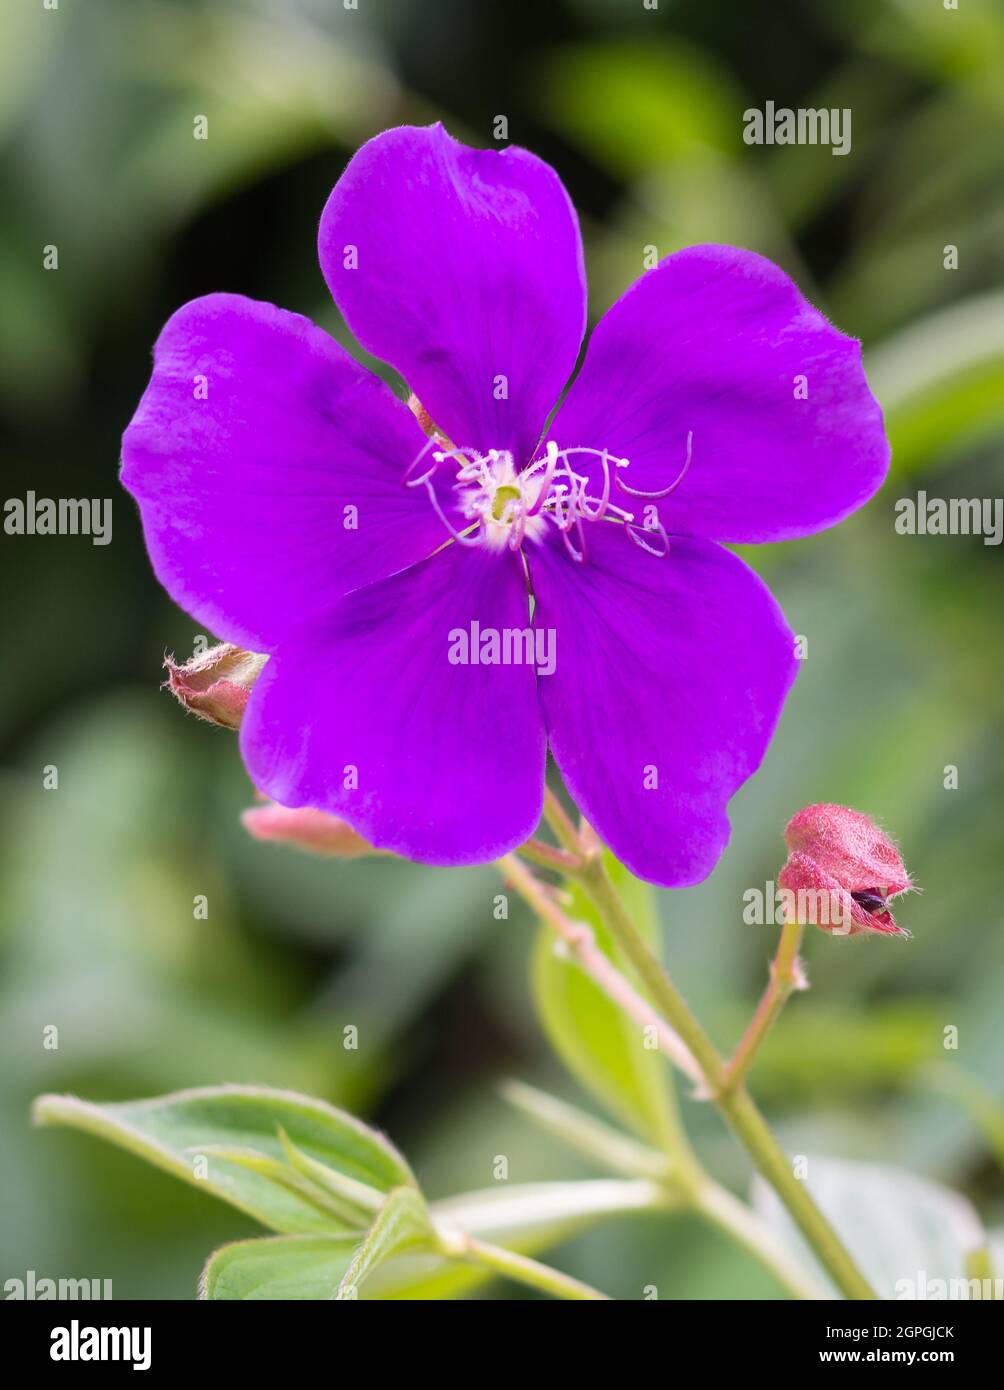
[121,124,889,886]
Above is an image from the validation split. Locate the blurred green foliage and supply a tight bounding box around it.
[1,0,1002,1298]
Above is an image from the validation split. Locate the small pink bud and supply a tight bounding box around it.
[164,644,267,729]
[241,802,379,859]
[779,803,913,937]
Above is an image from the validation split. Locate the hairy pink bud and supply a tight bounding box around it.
[779,803,912,937]
[164,644,267,729]
[241,802,378,859]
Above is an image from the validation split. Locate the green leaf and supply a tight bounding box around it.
[32,1085,414,1235]
[754,1156,987,1300]
[431,1176,663,1245]
[32,1085,662,1300]
[202,1179,648,1301]
[195,1145,378,1227]
[367,1177,663,1300]
[531,854,677,1146]
[277,1126,387,1213]
[201,1235,359,1300]
[336,1187,432,1300]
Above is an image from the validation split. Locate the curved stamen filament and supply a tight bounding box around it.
[402,433,439,488]
[405,442,484,546]
[615,431,693,499]
[401,434,692,562]
[524,440,559,518]
[627,516,671,558]
[574,448,612,522]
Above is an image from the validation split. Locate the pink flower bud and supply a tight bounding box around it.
[241,802,379,858]
[778,803,912,937]
[164,644,267,729]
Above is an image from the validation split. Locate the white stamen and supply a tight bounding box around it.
[404,435,693,562]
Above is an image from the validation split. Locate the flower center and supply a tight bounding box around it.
[404,434,693,563]
[454,449,550,552]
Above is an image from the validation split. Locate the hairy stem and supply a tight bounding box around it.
[720,914,806,1096]
[501,854,837,1300]
[543,786,584,857]
[576,856,876,1301]
[499,854,701,1085]
[503,1079,826,1301]
[438,1229,609,1300]
[517,836,583,874]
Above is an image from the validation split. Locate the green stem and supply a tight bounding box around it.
[503,849,699,1167]
[335,1187,427,1300]
[501,850,833,1299]
[502,1078,677,1183]
[720,914,805,1096]
[442,1230,609,1300]
[503,1079,826,1301]
[543,786,584,856]
[576,856,876,1302]
[693,1178,829,1300]
[499,854,702,1085]
[517,836,583,874]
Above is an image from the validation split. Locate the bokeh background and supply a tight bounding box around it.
[2,0,1003,1299]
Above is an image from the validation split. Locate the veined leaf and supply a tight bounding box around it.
[195,1144,378,1228]
[335,1187,432,1300]
[33,1085,414,1235]
[277,1125,387,1213]
[201,1235,358,1301]
[202,1179,635,1302]
[366,1177,663,1300]
[34,1088,663,1300]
